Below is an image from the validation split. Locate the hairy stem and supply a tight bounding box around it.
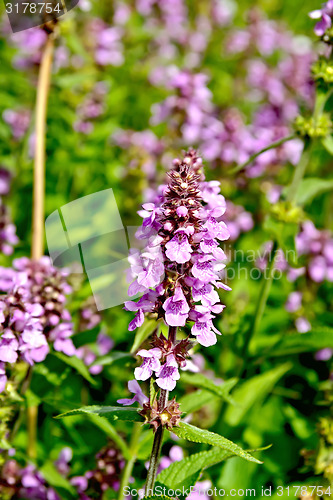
[230,134,296,175]
[118,422,142,500]
[145,325,177,493]
[28,29,55,460]
[145,426,164,494]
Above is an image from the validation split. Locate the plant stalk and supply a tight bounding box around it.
[118,422,142,500]
[145,325,177,494]
[31,31,55,260]
[240,140,312,368]
[230,134,296,174]
[28,29,55,460]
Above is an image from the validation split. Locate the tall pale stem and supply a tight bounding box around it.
[28,30,55,460]
[32,32,54,260]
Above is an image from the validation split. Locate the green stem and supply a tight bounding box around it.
[240,240,279,364]
[118,422,142,500]
[240,140,312,368]
[286,138,312,203]
[145,326,177,494]
[145,425,164,494]
[230,134,296,175]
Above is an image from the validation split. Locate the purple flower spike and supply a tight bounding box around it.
[117,379,149,406]
[125,150,231,395]
[156,354,180,391]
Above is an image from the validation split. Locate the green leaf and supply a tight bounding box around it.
[91,351,131,367]
[171,471,202,500]
[50,351,97,386]
[55,405,144,422]
[130,319,160,353]
[171,422,262,464]
[322,135,333,155]
[253,328,333,356]
[224,363,291,427]
[284,177,333,205]
[180,373,238,405]
[179,389,218,413]
[157,447,233,487]
[39,462,76,500]
[72,325,101,348]
[85,413,131,459]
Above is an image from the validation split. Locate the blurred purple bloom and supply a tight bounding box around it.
[117,379,149,406]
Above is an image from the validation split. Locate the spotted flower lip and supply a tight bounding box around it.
[134,348,162,380]
[155,354,180,391]
[163,286,190,327]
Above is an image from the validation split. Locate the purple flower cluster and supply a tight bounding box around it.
[223,201,254,241]
[126,150,230,346]
[0,257,75,392]
[89,19,124,67]
[0,459,60,499]
[296,221,333,283]
[258,220,333,333]
[112,128,163,181]
[148,63,307,177]
[74,82,108,134]
[0,168,18,256]
[310,1,333,36]
[3,109,31,140]
[0,443,124,499]
[123,150,230,394]
[8,28,47,70]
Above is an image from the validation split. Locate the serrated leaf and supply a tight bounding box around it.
[171,422,262,464]
[55,405,144,422]
[157,447,233,487]
[253,328,333,356]
[172,471,202,500]
[39,462,76,500]
[224,363,291,427]
[284,177,333,205]
[50,351,97,385]
[131,319,160,353]
[91,351,131,367]
[181,373,238,405]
